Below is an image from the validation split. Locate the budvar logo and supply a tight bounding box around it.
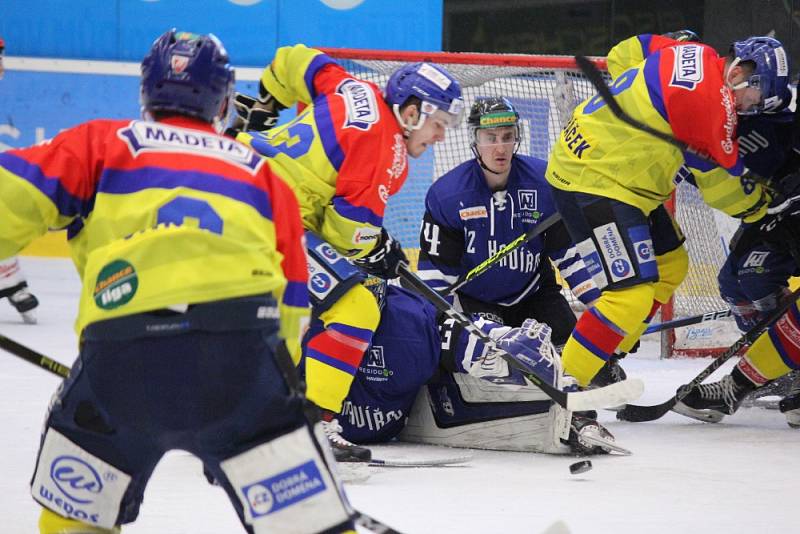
[670,45,704,90]
[50,456,103,504]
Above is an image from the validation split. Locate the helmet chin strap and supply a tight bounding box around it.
[725,57,750,90]
[393,103,427,138]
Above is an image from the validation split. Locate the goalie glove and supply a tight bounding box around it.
[352,228,408,279]
[227,92,287,135]
[467,318,559,389]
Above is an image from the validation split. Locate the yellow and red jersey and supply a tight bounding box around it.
[547,35,768,222]
[237,44,408,259]
[0,116,309,361]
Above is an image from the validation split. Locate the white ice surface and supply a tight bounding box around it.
[0,257,796,534]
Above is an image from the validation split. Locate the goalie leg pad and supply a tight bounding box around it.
[219,424,353,534]
[305,231,365,313]
[399,373,570,454]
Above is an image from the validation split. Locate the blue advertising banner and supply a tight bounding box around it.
[0,0,442,66]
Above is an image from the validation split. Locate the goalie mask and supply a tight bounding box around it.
[140,29,235,131]
[729,36,791,114]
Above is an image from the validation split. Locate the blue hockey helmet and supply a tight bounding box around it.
[384,62,465,130]
[140,30,235,128]
[730,36,791,114]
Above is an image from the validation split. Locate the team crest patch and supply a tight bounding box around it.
[94,260,138,310]
[517,190,537,211]
[170,54,189,75]
[337,79,379,131]
[459,206,488,220]
[670,45,704,90]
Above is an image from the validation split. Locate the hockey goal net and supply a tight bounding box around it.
[322,47,738,358]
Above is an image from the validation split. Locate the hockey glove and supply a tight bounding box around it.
[495,318,559,388]
[228,92,286,134]
[353,228,408,279]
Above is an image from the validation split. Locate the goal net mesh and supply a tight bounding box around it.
[323,48,736,357]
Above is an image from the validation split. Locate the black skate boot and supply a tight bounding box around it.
[778,371,800,429]
[320,411,372,463]
[673,368,755,423]
[2,282,39,324]
[589,354,627,388]
[566,414,631,455]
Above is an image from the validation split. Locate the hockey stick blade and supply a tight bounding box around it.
[578,431,632,456]
[618,286,800,422]
[369,454,473,467]
[566,378,644,412]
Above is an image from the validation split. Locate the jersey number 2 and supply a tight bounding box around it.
[157,197,223,234]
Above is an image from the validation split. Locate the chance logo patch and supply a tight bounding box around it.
[94,260,138,310]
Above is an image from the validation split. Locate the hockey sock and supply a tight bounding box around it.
[562,284,655,386]
[305,323,374,412]
[738,301,800,386]
[617,300,660,354]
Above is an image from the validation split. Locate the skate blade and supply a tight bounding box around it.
[334,461,371,484]
[579,432,632,455]
[671,402,724,423]
[20,311,37,324]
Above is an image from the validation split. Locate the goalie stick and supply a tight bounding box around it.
[643,308,732,335]
[397,263,644,412]
[441,212,561,296]
[617,285,800,422]
[0,334,406,534]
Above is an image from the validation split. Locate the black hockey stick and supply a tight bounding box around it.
[0,333,70,378]
[617,285,800,422]
[574,55,701,156]
[643,308,732,335]
[0,333,406,534]
[440,212,562,296]
[397,263,643,412]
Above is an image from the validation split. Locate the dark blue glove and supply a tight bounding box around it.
[353,229,408,279]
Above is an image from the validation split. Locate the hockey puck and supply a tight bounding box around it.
[569,460,592,475]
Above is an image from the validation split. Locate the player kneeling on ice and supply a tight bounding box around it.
[306,279,628,459]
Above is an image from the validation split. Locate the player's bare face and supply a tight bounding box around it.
[727,65,764,113]
[406,111,449,158]
[475,127,516,174]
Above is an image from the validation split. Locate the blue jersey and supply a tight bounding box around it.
[334,285,441,443]
[736,108,799,180]
[418,155,599,306]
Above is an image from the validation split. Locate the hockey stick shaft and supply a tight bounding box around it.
[441,212,561,295]
[398,263,644,411]
[0,333,405,534]
[398,263,569,407]
[643,308,732,335]
[618,285,800,422]
[0,334,70,378]
[574,55,699,156]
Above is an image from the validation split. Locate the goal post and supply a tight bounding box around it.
[320,46,737,358]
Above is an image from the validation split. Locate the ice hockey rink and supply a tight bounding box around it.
[0,257,796,534]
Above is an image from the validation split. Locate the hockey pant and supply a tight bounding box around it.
[32,297,353,534]
[551,192,688,385]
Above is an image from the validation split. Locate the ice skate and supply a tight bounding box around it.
[673,373,754,423]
